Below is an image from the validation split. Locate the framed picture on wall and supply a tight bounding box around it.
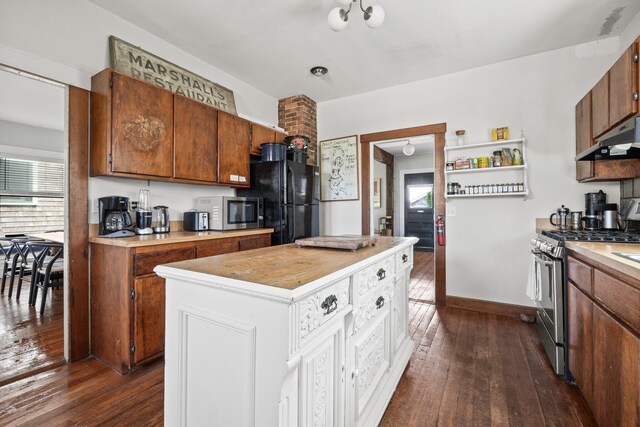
[319,135,359,202]
[373,178,382,208]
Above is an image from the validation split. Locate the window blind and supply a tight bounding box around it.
[0,157,64,197]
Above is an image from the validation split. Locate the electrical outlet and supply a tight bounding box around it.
[446,206,456,217]
[92,199,99,214]
[130,201,138,211]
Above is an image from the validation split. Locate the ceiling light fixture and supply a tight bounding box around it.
[310,66,328,77]
[328,0,385,32]
[402,141,415,156]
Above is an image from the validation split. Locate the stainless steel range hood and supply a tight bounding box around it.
[576,116,640,161]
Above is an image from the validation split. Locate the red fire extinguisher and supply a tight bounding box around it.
[436,215,445,246]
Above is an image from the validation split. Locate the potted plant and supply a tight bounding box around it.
[284,135,310,163]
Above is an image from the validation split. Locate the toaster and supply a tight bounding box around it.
[183,210,209,231]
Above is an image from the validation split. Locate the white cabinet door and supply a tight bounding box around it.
[300,323,345,427]
[392,270,408,357]
[350,307,391,424]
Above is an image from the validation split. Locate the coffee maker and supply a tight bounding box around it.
[584,190,606,230]
[98,196,135,238]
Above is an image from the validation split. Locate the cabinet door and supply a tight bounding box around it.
[391,270,408,357]
[174,95,218,182]
[133,274,166,364]
[275,131,287,143]
[591,73,610,138]
[567,282,594,409]
[111,73,174,177]
[593,304,640,427]
[575,92,594,181]
[218,111,250,185]
[301,324,345,427]
[609,42,638,128]
[250,123,275,156]
[351,309,391,423]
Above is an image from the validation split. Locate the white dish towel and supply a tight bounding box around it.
[526,253,541,301]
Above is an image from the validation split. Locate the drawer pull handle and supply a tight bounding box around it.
[321,294,338,315]
[377,268,386,281]
[402,254,408,263]
[376,296,385,309]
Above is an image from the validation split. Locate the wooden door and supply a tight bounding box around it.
[593,304,640,427]
[174,95,218,182]
[111,73,174,177]
[133,274,166,364]
[567,282,594,409]
[575,92,594,181]
[591,74,610,138]
[218,111,250,185]
[609,42,638,128]
[404,173,434,251]
[250,123,275,156]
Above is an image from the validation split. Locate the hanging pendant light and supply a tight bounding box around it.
[402,141,415,156]
[328,0,385,32]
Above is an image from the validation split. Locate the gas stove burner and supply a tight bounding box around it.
[542,230,640,243]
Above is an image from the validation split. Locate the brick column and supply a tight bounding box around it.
[278,95,318,165]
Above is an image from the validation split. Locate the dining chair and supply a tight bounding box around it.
[27,241,64,315]
[6,237,41,299]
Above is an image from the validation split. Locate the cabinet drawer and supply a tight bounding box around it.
[196,238,239,258]
[297,277,350,340]
[568,256,593,295]
[396,247,412,272]
[354,256,395,302]
[238,234,271,251]
[594,270,640,334]
[134,247,195,276]
[353,278,393,335]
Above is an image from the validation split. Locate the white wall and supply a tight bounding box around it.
[317,31,640,306]
[0,120,64,154]
[372,160,386,227]
[393,153,435,236]
[0,0,280,223]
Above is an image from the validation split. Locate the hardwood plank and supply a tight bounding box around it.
[447,295,537,318]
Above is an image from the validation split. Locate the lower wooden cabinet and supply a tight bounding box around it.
[90,233,271,373]
[567,253,640,427]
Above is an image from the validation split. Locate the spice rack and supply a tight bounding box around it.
[444,136,528,200]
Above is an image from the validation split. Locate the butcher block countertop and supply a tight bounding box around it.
[88,228,273,248]
[566,241,640,278]
[156,236,417,294]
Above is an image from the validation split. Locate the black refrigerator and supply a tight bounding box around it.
[237,160,319,246]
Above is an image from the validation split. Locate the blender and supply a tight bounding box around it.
[135,189,153,235]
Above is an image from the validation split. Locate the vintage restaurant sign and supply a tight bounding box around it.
[109,36,237,115]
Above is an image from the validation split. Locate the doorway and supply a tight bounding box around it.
[404,172,434,251]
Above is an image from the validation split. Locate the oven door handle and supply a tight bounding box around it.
[531,251,554,267]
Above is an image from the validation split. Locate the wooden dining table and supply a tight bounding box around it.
[27,232,65,245]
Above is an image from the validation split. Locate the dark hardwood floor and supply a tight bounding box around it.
[0,277,64,387]
[0,251,595,426]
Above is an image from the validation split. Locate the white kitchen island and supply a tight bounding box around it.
[155,236,418,427]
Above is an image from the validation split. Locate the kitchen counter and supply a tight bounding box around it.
[566,241,640,279]
[157,236,413,294]
[88,228,273,248]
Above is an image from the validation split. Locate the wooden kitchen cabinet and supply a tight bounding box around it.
[591,74,610,139]
[218,110,251,186]
[90,232,271,373]
[567,252,640,427]
[609,41,638,128]
[575,92,594,181]
[91,69,174,178]
[173,95,218,182]
[249,123,288,156]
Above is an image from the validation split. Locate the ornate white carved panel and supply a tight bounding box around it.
[177,305,256,427]
[353,280,392,335]
[392,272,408,355]
[354,256,395,298]
[298,278,350,339]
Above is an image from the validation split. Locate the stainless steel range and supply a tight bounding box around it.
[530,229,640,377]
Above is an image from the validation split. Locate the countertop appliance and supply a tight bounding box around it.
[584,190,607,231]
[237,160,319,246]
[152,205,170,233]
[98,196,134,238]
[530,229,640,377]
[196,196,263,231]
[575,116,640,160]
[183,210,209,231]
[135,189,153,235]
[549,205,570,230]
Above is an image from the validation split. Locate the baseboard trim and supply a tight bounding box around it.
[447,296,536,319]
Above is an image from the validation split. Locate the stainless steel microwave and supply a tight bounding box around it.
[195,196,264,231]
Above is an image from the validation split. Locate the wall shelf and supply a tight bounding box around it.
[445,165,526,175]
[445,192,528,199]
[444,138,525,152]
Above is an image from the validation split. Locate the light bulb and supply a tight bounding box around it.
[402,142,415,156]
[364,4,385,28]
[335,0,352,7]
[328,7,348,31]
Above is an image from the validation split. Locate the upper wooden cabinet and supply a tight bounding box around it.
[250,124,287,156]
[91,69,174,178]
[218,111,251,186]
[173,95,218,183]
[609,42,638,128]
[591,73,610,138]
[576,92,594,181]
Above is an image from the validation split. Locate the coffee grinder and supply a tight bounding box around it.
[98,196,135,238]
[135,189,154,235]
[584,190,606,230]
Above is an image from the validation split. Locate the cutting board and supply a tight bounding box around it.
[295,235,378,251]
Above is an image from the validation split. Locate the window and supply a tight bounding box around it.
[408,184,433,209]
[0,157,64,205]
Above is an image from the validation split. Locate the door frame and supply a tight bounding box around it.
[397,168,434,238]
[361,123,447,306]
